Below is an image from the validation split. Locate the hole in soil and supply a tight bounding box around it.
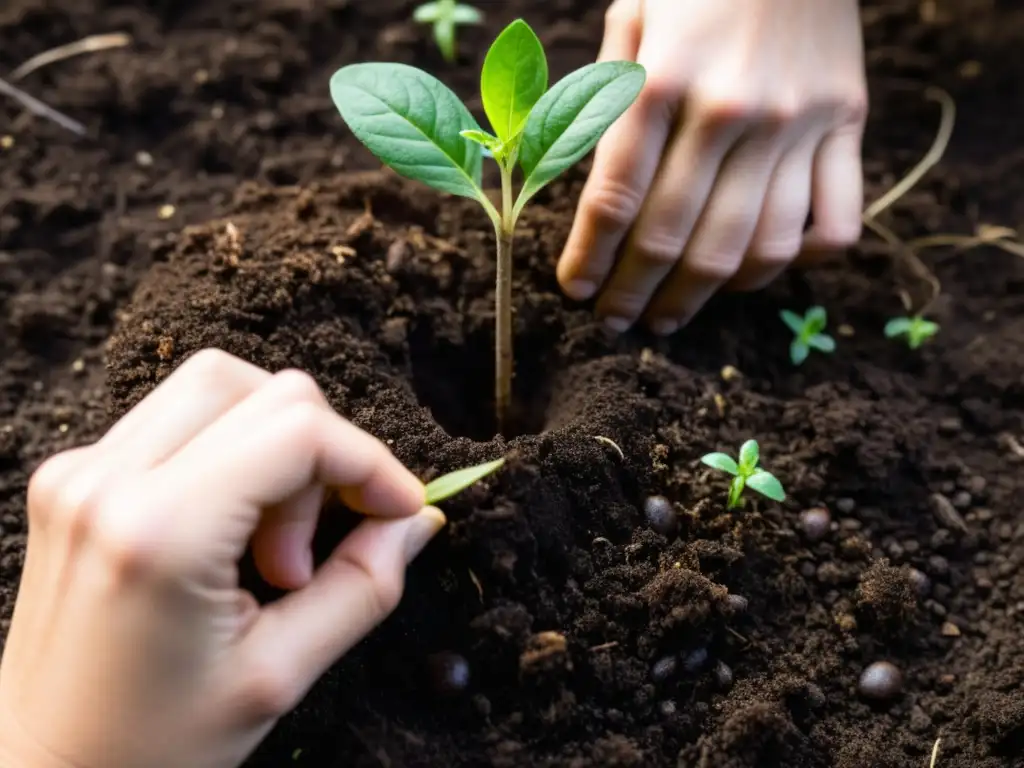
[408,320,555,441]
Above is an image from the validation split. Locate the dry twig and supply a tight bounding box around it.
[10,32,131,81]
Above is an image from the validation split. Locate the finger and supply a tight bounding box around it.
[236,507,446,718]
[729,142,816,291]
[250,485,325,590]
[99,349,270,466]
[802,127,864,255]
[595,115,745,331]
[557,78,676,302]
[598,0,642,63]
[644,133,781,332]
[156,370,424,555]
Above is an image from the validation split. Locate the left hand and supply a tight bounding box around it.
[558,0,868,334]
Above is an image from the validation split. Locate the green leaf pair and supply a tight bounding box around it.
[330,19,646,226]
[884,315,939,349]
[701,439,785,510]
[780,306,836,366]
[413,0,484,63]
[424,458,505,505]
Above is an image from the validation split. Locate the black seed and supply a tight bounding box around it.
[858,661,903,700]
[714,661,734,689]
[907,567,931,597]
[799,507,832,542]
[644,495,679,539]
[725,593,749,614]
[651,655,678,682]
[836,498,856,514]
[682,647,709,673]
[426,652,471,696]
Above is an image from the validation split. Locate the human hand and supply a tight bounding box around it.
[0,350,442,768]
[558,0,867,334]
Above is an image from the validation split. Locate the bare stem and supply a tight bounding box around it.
[494,164,516,434]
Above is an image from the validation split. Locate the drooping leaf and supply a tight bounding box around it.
[424,458,506,504]
[701,452,739,476]
[884,317,914,338]
[807,333,836,353]
[738,440,760,473]
[780,309,805,336]
[481,20,548,143]
[517,61,646,208]
[330,63,484,199]
[804,306,828,335]
[746,470,786,502]
[451,4,484,24]
[413,2,442,22]
[790,339,810,366]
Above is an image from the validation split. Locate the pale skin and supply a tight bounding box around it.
[0,3,868,766]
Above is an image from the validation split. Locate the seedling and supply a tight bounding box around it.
[331,20,645,432]
[884,315,939,349]
[780,306,836,365]
[413,0,483,63]
[424,457,505,504]
[701,440,785,510]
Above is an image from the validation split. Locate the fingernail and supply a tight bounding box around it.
[563,280,596,300]
[604,316,631,333]
[650,319,680,337]
[403,507,447,563]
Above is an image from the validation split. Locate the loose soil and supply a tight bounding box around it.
[2,1,1024,767]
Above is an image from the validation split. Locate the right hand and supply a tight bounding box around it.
[0,349,443,768]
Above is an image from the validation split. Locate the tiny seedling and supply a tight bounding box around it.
[413,0,483,63]
[331,20,645,432]
[701,440,785,510]
[884,315,939,349]
[424,457,505,504]
[780,306,836,366]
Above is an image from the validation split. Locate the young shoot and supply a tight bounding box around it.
[424,458,505,505]
[780,306,836,366]
[884,315,939,349]
[413,0,483,63]
[701,440,785,510]
[330,20,645,433]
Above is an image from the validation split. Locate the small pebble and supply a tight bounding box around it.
[0,135,13,150]
[858,661,904,701]
[836,498,856,514]
[426,651,471,696]
[928,555,950,578]
[644,495,678,539]
[659,700,677,717]
[682,647,709,673]
[713,661,734,689]
[938,417,962,435]
[907,567,931,597]
[931,493,968,533]
[157,203,176,220]
[799,507,832,542]
[725,593,749,615]
[941,621,961,637]
[952,491,972,510]
[135,150,153,167]
[650,655,678,682]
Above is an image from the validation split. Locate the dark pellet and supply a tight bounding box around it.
[644,495,679,539]
[427,652,471,696]
[799,507,832,542]
[714,661,734,689]
[858,661,904,701]
[682,647,709,673]
[836,498,856,514]
[651,655,678,682]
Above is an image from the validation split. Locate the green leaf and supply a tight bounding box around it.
[452,4,484,24]
[481,20,548,143]
[701,452,739,476]
[727,476,746,509]
[884,317,913,338]
[804,306,827,335]
[790,339,810,366]
[746,470,786,502]
[331,64,485,199]
[780,310,805,336]
[738,440,759,473]
[517,61,646,209]
[413,2,442,22]
[460,128,502,151]
[435,17,456,62]
[807,333,836,353]
[424,458,506,504]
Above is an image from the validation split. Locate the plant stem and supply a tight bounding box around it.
[495,164,515,433]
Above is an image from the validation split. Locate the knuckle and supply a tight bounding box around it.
[28,449,84,512]
[271,369,324,405]
[751,236,802,264]
[639,71,683,107]
[815,219,862,250]
[584,180,645,230]
[598,288,648,320]
[631,230,686,267]
[243,659,302,720]
[89,486,159,578]
[338,551,405,618]
[277,401,325,446]
[181,348,238,385]
[686,252,741,282]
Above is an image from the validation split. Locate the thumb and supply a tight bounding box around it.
[238,507,446,713]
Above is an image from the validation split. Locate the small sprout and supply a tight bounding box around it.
[701,439,785,510]
[424,458,505,504]
[884,315,939,349]
[413,0,484,63]
[780,306,836,365]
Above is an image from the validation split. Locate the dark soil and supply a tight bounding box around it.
[3,1,1024,766]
